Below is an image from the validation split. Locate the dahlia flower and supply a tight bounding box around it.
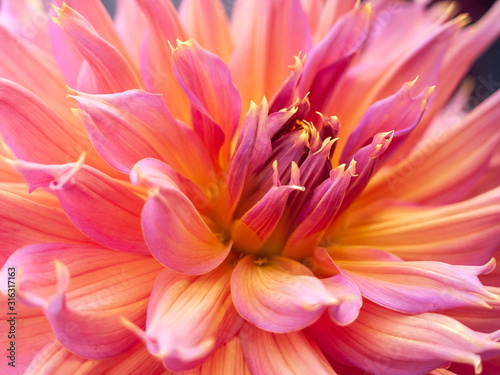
[1,0,500,374]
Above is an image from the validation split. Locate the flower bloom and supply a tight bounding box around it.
[1,0,500,374]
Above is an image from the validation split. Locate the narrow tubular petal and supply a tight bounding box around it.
[232,163,303,253]
[0,79,83,164]
[0,191,90,266]
[145,264,243,371]
[138,0,190,123]
[179,0,233,62]
[141,175,232,275]
[340,80,433,163]
[362,88,500,205]
[24,341,166,375]
[230,0,312,106]
[298,3,372,115]
[337,258,496,313]
[269,55,305,112]
[330,187,500,265]
[240,324,336,375]
[12,159,149,254]
[70,89,216,184]
[52,4,142,94]
[1,243,163,359]
[283,164,353,260]
[171,39,241,162]
[231,256,335,333]
[178,336,251,375]
[310,301,500,375]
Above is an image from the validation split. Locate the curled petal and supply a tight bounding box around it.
[143,264,243,371]
[0,243,162,359]
[140,175,232,274]
[310,301,500,375]
[321,274,362,326]
[240,324,336,375]
[12,158,149,254]
[52,3,141,93]
[231,255,336,333]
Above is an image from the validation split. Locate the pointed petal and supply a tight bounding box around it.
[240,324,336,375]
[363,88,500,204]
[310,301,500,375]
[178,336,251,375]
[52,4,141,94]
[1,243,162,359]
[231,255,335,333]
[172,39,241,162]
[115,0,147,67]
[139,173,232,274]
[138,0,190,122]
[0,79,83,164]
[340,80,434,163]
[338,258,496,313]
[70,89,216,184]
[144,263,243,371]
[0,191,90,266]
[283,164,354,259]
[298,3,372,115]
[269,55,305,112]
[12,159,149,254]
[331,187,500,265]
[179,0,233,62]
[24,341,166,375]
[232,162,303,253]
[230,0,312,105]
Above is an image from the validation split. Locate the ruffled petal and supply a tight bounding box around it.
[12,159,149,254]
[141,263,243,371]
[171,39,241,163]
[138,170,231,274]
[24,340,166,375]
[231,255,335,333]
[178,336,251,375]
[52,3,141,94]
[310,301,500,375]
[137,0,190,122]
[240,324,336,375]
[330,187,500,265]
[70,89,216,184]
[1,243,162,359]
[179,0,233,63]
[0,191,90,266]
[230,0,312,106]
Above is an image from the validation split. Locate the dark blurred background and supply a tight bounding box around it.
[101,0,500,102]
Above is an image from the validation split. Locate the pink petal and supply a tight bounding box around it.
[232,162,303,254]
[321,273,362,326]
[338,257,496,313]
[115,0,147,67]
[70,89,216,184]
[298,3,372,115]
[178,336,251,375]
[231,255,335,333]
[310,301,500,375]
[143,263,243,371]
[171,39,241,163]
[138,0,190,123]
[363,87,500,205]
[24,341,166,375]
[240,324,336,375]
[0,79,82,165]
[331,188,500,265]
[139,172,232,274]
[1,243,162,359]
[340,79,434,163]
[283,163,354,259]
[12,159,149,254]
[230,0,312,106]
[0,191,90,266]
[179,0,233,63]
[52,3,141,94]
[269,55,305,112]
